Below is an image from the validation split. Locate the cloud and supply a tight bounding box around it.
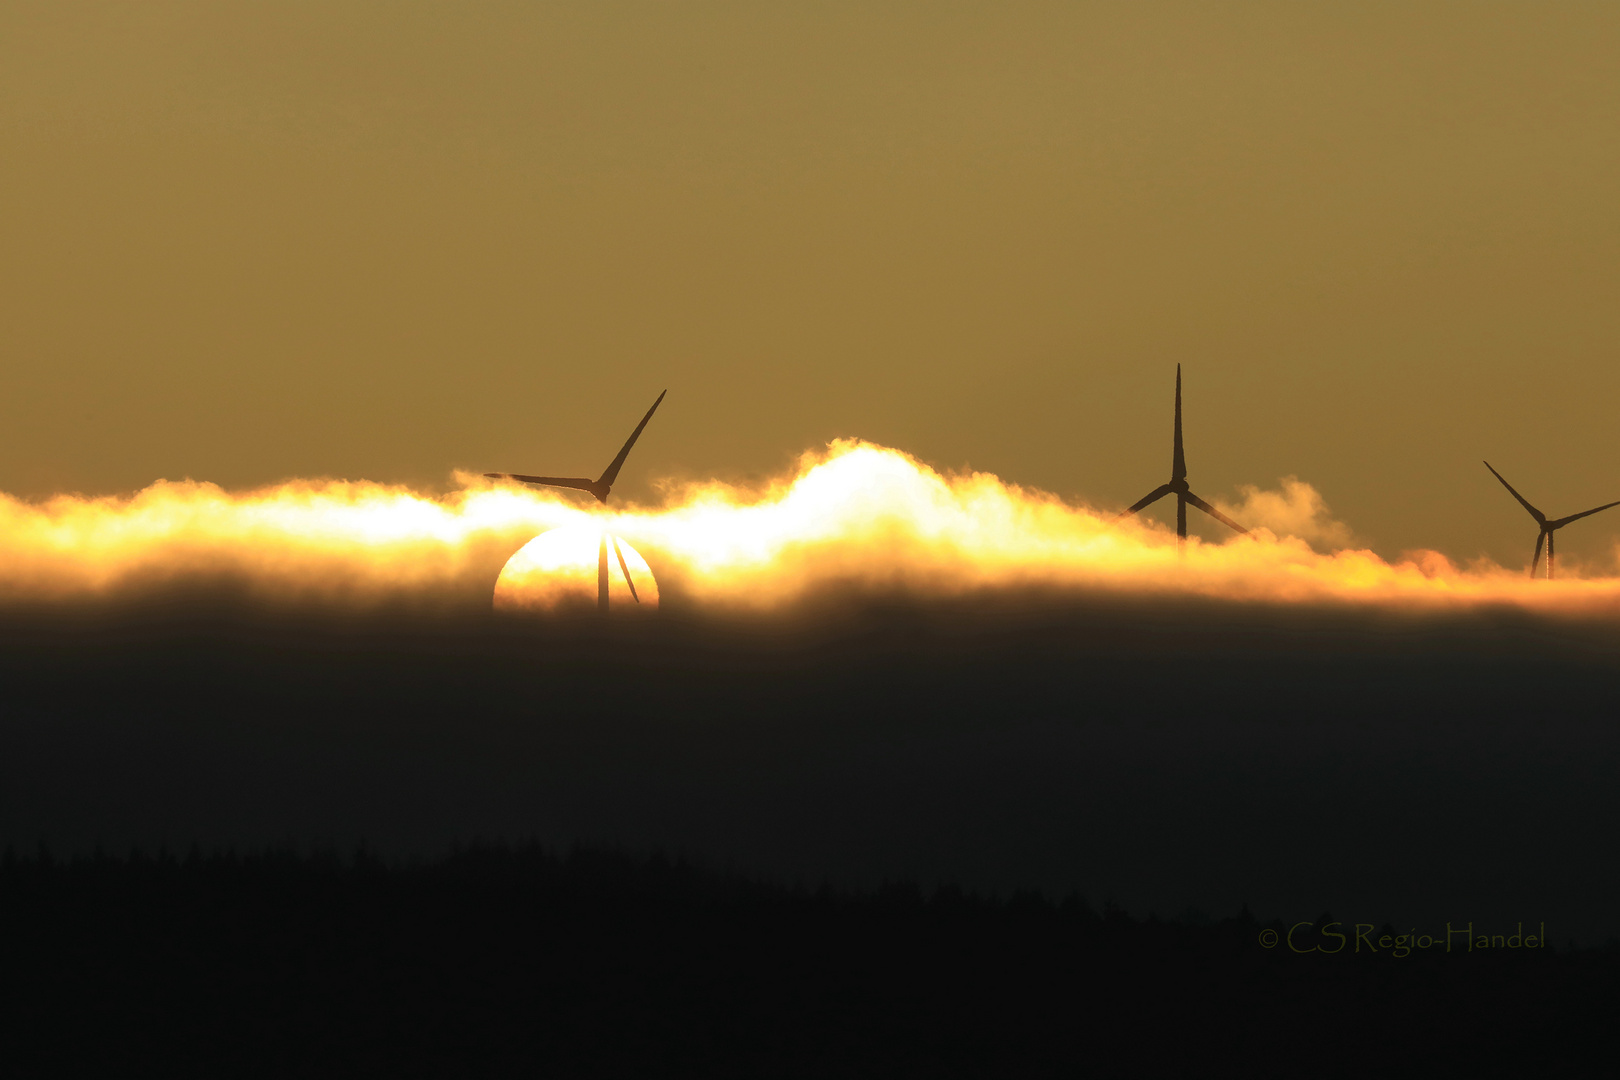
[1,443,1618,616]
[1212,477,1353,550]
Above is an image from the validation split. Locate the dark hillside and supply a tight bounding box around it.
[2,845,1612,1077]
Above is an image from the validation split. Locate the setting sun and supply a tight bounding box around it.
[494,525,658,612]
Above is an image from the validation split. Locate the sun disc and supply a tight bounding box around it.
[493,524,659,612]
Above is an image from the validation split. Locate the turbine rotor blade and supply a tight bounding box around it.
[488,474,606,499]
[1483,461,1545,524]
[596,390,668,494]
[611,534,641,603]
[1171,365,1186,483]
[1546,499,1620,530]
[1118,484,1175,518]
[1530,530,1545,578]
[1184,491,1249,535]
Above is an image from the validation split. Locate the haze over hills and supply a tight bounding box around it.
[4,587,1617,944]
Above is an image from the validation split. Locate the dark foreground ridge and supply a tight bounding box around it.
[2,844,1613,1077]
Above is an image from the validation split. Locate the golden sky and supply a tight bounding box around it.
[2,2,1618,572]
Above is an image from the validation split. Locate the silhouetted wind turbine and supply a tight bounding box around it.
[1483,461,1619,580]
[1117,365,1248,547]
[486,390,666,611]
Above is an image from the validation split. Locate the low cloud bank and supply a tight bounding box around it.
[0,441,1615,616]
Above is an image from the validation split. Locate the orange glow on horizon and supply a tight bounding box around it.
[0,440,1617,616]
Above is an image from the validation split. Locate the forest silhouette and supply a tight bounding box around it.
[2,843,1614,1076]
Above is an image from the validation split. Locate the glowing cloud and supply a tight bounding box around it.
[0,440,1617,616]
[1212,476,1354,551]
[0,478,579,603]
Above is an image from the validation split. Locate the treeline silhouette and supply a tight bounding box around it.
[2,844,1611,1077]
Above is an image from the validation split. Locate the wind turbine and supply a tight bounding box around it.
[1483,461,1619,580]
[1117,365,1248,547]
[486,390,666,611]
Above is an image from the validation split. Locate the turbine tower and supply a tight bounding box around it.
[487,390,666,611]
[1483,461,1619,580]
[1117,365,1248,547]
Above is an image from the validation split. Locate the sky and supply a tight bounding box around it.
[3,2,1619,573]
